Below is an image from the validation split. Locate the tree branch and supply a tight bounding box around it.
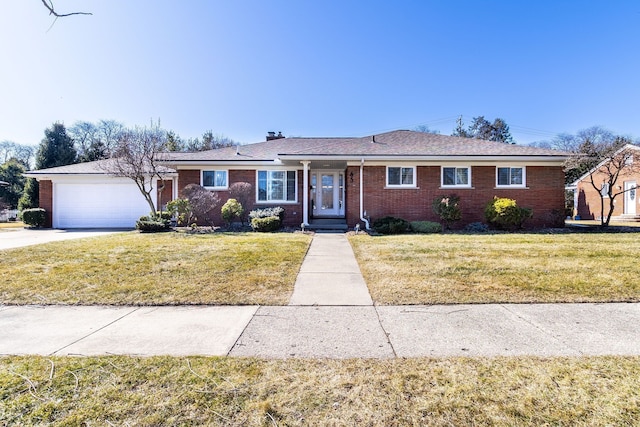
[40,0,92,17]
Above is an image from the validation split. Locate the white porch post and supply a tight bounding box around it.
[302,161,310,226]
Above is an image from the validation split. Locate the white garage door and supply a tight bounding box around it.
[54,181,153,228]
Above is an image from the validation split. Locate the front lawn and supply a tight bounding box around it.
[1,356,638,425]
[0,232,311,305]
[349,232,640,305]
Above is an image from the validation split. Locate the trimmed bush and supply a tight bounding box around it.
[432,194,462,229]
[410,221,442,234]
[484,197,532,230]
[154,210,172,221]
[229,182,253,223]
[21,208,46,227]
[136,215,171,233]
[250,215,281,232]
[221,198,244,225]
[166,198,192,226]
[464,222,489,233]
[249,206,285,221]
[372,216,410,235]
[183,184,220,226]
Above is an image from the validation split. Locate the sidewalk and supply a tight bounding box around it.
[2,303,639,358]
[1,233,639,358]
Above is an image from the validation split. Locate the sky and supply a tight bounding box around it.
[1,1,639,148]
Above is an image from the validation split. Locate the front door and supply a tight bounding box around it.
[312,171,345,217]
[624,181,637,215]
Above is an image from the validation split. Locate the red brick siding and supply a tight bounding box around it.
[177,170,200,196]
[178,165,565,229]
[177,169,304,227]
[156,180,173,210]
[39,180,53,228]
[347,165,565,229]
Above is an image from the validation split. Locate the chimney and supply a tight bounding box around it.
[266,131,285,141]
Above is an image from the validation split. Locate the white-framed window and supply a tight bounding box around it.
[441,166,471,187]
[201,170,228,189]
[496,167,526,187]
[386,166,416,187]
[257,170,297,202]
[600,182,610,198]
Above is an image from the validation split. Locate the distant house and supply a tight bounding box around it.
[570,144,640,221]
[26,130,568,229]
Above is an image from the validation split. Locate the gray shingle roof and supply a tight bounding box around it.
[162,130,568,162]
[24,158,176,175]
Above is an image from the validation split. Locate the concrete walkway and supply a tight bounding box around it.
[288,233,372,306]
[1,233,639,358]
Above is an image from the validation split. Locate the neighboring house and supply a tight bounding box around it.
[570,144,640,221]
[26,130,568,229]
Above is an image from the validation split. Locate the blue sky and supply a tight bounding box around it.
[1,1,639,147]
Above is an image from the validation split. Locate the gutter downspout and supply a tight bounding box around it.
[359,158,370,230]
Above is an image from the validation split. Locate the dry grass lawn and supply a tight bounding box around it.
[349,232,640,305]
[0,221,24,229]
[0,232,311,305]
[1,356,638,426]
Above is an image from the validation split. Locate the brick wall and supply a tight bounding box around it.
[176,169,304,227]
[157,180,173,210]
[347,165,566,229]
[38,180,53,228]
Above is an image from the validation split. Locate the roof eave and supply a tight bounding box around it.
[277,154,569,162]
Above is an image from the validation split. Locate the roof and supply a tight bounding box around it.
[161,130,569,163]
[25,130,570,177]
[24,158,176,177]
[569,143,640,186]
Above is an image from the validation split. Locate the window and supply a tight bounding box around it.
[387,166,415,187]
[257,170,297,202]
[600,182,610,198]
[496,167,525,187]
[442,167,470,187]
[202,170,228,189]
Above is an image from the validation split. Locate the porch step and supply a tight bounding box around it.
[306,219,349,232]
[614,215,640,222]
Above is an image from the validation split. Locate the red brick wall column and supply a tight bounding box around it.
[39,180,53,228]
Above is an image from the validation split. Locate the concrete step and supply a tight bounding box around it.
[306,219,349,232]
[613,215,640,222]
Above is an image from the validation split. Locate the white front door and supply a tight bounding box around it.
[312,171,345,217]
[624,181,637,215]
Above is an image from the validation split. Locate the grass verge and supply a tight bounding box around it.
[0,232,311,305]
[349,232,640,304]
[0,221,24,229]
[1,356,638,425]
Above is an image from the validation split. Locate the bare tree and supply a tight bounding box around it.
[101,122,169,216]
[40,0,92,18]
[0,141,35,169]
[568,140,639,226]
[414,125,440,135]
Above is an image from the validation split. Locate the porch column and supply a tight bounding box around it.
[302,161,310,226]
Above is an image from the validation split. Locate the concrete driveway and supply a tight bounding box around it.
[0,228,126,250]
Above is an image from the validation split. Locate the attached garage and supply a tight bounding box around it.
[24,160,176,229]
[53,179,153,228]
